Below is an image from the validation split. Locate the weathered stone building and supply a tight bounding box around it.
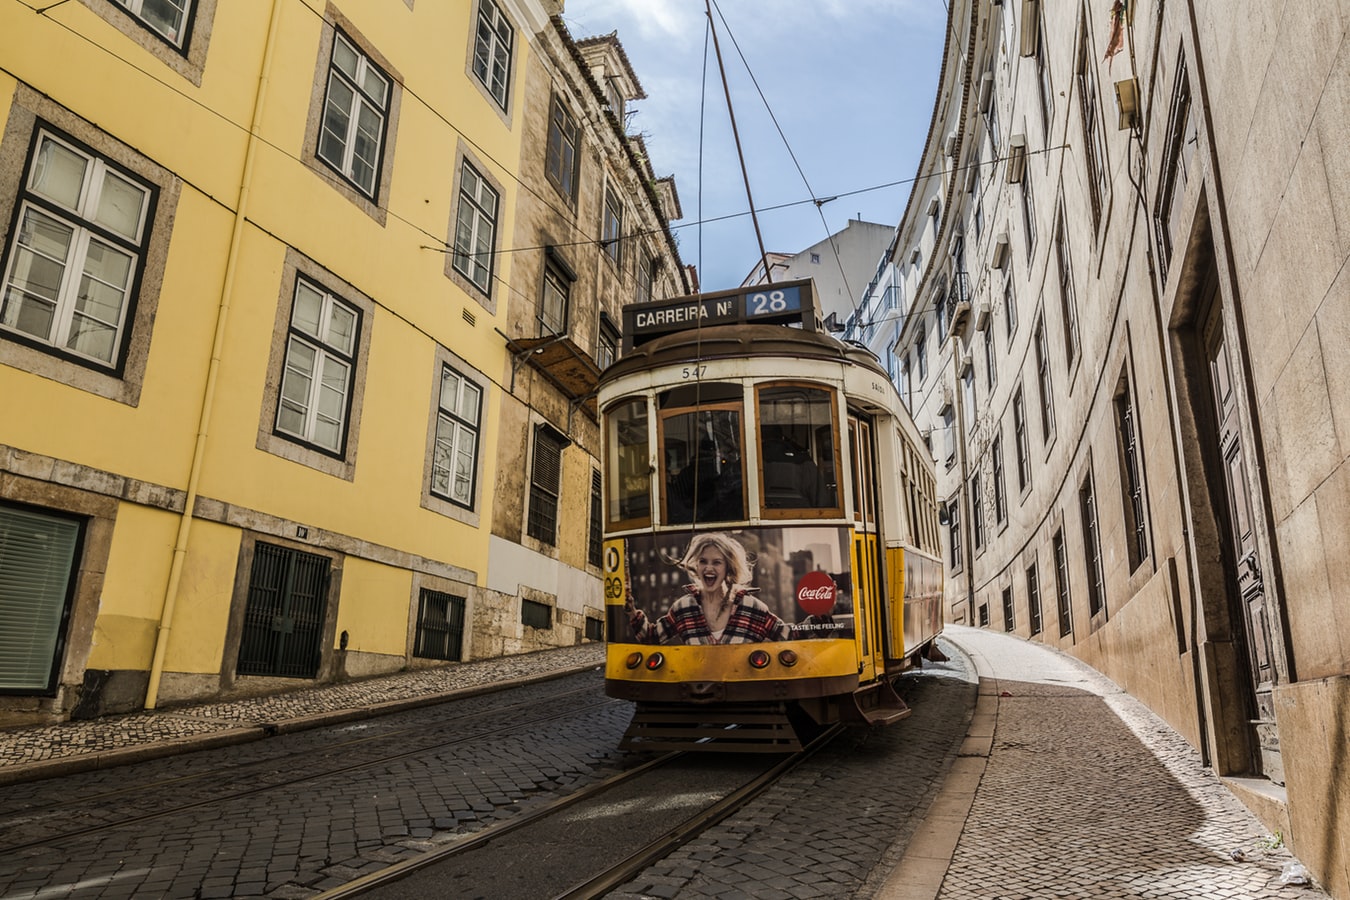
[846,2,1350,895]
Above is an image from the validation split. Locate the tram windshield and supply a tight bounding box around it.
[661,396,745,524]
[757,384,839,514]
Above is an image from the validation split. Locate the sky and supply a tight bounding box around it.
[557,0,949,293]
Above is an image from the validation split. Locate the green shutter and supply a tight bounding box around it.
[0,506,80,692]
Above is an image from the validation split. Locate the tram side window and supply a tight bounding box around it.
[606,398,651,527]
[757,384,840,515]
[661,401,745,524]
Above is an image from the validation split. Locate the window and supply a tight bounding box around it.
[317,31,389,199]
[607,398,651,527]
[971,472,985,550]
[2,129,154,370]
[1034,317,1054,441]
[1034,20,1053,138]
[453,161,499,295]
[915,325,928,381]
[1003,276,1017,339]
[276,279,359,455]
[947,497,963,572]
[941,404,956,469]
[546,94,580,203]
[1054,203,1080,365]
[1001,585,1014,632]
[984,327,997,390]
[986,94,1001,153]
[540,263,569,336]
[757,384,839,517]
[1080,472,1106,619]
[978,603,990,627]
[992,435,1007,524]
[0,503,82,694]
[431,365,482,509]
[1027,561,1042,635]
[521,598,552,630]
[1115,377,1149,571]
[1155,56,1196,282]
[636,254,655,305]
[527,426,564,545]
[414,588,465,661]
[473,0,514,110]
[585,616,605,641]
[1020,172,1037,260]
[114,0,193,48]
[597,317,618,370]
[1077,23,1109,227]
[602,187,623,266]
[1053,527,1072,636]
[604,78,625,120]
[962,366,976,432]
[1013,387,1030,491]
[588,469,604,568]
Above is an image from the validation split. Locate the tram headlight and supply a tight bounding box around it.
[625,651,644,669]
[777,649,799,667]
[748,649,771,669]
[644,652,665,671]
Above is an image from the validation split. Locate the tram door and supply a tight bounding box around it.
[848,414,885,681]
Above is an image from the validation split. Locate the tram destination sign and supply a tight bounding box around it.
[624,279,818,349]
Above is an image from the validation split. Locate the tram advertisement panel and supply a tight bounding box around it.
[605,527,855,645]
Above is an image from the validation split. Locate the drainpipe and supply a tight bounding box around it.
[145,0,285,708]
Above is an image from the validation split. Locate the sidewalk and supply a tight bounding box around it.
[881,625,1329,899]
[0,643,605,786]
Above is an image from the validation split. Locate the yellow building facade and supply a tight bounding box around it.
[0,0,682,724]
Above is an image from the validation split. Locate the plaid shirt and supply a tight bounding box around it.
[630,586,791,645]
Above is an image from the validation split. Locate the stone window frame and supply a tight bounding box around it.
[0,88,179,406]
[421,345,486,527]
[256,248,374,481]
[302,8,402,225]
[444,144,504,313]
[82,0,218,86]
[465,0,517,125]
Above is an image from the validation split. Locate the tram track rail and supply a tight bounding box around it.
[0,679,626,854]
[312,723,845,899]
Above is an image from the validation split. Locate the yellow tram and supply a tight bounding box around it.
[598,279,943,751]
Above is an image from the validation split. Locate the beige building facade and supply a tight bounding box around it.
[856,2,1350,896]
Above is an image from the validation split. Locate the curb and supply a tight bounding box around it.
[875,633,998,900]
[0,661,603,788]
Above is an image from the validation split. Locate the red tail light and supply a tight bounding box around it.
[748,650,771,669]
[645,652,665,670]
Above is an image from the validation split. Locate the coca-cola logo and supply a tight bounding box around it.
[795,571,837,616]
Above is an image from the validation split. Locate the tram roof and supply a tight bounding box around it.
[600,322,889,385]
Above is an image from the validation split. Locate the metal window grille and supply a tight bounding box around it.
[1117,390,1149,570]
[587,469,603,568]
[585,617,604,642]
[1080,477,1106,618]
[237,543,330,679]
[414,588,465,662]
[521,598,552,630]
[1027,563,1043,635]
[1053,528,1073,636]
[527,427,562,544]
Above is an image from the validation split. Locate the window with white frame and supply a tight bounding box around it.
[114,0,193,48]
[602,187,623,266]
[317,31,389,199]
[276,278,359,454]
[540,263,569,336]
[453,160,498,295]
[1,129,153,369]
[473,0,514,111]
[431,365,482,509]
